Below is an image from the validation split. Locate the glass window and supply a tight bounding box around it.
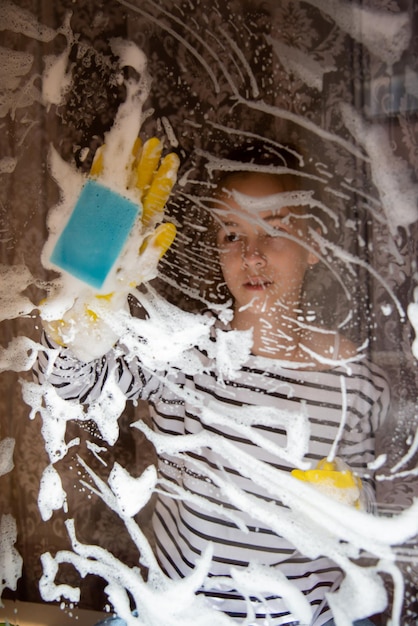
[0,1,417,624]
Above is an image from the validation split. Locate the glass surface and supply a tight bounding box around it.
[0,1,417,625]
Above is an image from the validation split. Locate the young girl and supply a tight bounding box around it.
[212,169,355,364]
[35,150,390,625]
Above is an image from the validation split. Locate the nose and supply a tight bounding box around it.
[241,239,266,268]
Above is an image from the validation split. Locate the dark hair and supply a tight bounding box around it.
[212,140,306,189]
[208,140,329,236]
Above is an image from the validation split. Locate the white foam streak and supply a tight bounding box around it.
[102,40,150,190]
[0,438,15,477]
[0,156,17,173]
[200,401,311,469]
[0,1,57,42]
[39,550,81,604]
[377,560,405,625]
[41,147,85,278]
[0,264,35,321]
[0,6,74,117]
[210,327,253,380]
[86,441,108,467]
[311,228,406,320]
[40,517,232,626]
[0,46,33,88]
[133,423,418,552]
[84,376,126,446]
[42,51,72,107]
[327,562,388,625]
[142,434,408,623]
[407,287,418,360]
[228,189,320,214]
[76,456,160,572]
[267,36,335,91]
[234,96,369,161]
[218,26,259,98]
[304,0,410,66]
[155,474,249,535]
[341,103,418,234]
[0,337,43,373]
[108,463,157,518]
[327,376,347,463]
[231,563,313,624]
[0,514,23,604]
[38,464,68,521]
[24,372,125,449]
[117,0,221,94]
[21,381,83,462]
[160,116,179,147]
[390,426,418,474]
[114,310,212,374]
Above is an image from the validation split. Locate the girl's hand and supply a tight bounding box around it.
[40,137,179,362]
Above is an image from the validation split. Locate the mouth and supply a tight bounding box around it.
[244,277,273,290]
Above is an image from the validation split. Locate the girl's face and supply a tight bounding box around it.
[215,172,319,316]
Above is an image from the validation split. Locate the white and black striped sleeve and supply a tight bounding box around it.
[34,331,156,404]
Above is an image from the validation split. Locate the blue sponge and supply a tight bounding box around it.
[50,180,140,289]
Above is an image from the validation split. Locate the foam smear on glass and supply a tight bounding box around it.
[0,2,417,625]
[0,433,21,607]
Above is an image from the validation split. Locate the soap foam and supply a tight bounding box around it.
[0,515,23,603]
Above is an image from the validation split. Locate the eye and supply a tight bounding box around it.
[265,224,286,237]
[266,222,288,236]
[219,230,241,244]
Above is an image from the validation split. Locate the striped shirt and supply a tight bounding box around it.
[35,320,390,625]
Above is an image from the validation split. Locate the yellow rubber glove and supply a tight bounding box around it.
[92,136,179,227]
[91,135,179,258]
[40,137,180,362]
[292,457,364,509]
